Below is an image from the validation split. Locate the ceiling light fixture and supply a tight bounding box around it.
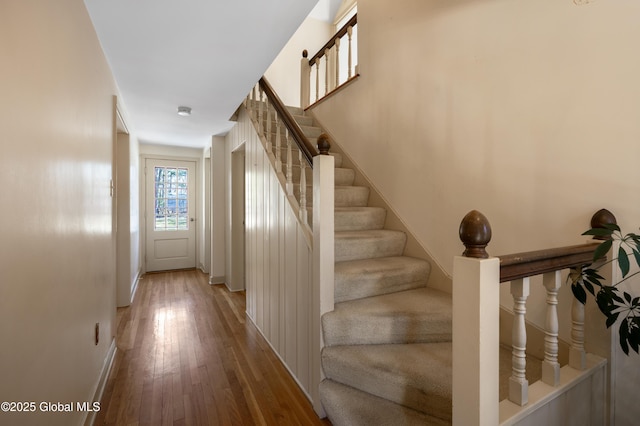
[177,106,192,116]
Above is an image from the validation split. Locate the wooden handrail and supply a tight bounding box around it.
[258,77,316,166]
[498,243,600,283]
[458,208,617,282]
[308,14,357,66]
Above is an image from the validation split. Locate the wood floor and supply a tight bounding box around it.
[95,269,331,425]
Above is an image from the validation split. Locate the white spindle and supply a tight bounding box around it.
[334,37,340,88]
[299,152,308,225]
[315,58,320,102]
[286,130,293,195]
[265,102,272,154]
[324,48,330,96]
[542,271,561,386]
[509,277,529,406]
[300,51,311,108]
[250,85,257,120]
[258,86,264,128]
[347,26,353,79]
[569,296,587,370]
[275,114,282,171]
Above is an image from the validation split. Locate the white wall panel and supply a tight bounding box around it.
[225,108,316,401]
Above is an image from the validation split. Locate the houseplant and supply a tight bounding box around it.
[570,223,640,355]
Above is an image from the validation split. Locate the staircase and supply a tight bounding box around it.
[286,107,454,425]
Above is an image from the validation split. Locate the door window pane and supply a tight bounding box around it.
[154,166,189,230]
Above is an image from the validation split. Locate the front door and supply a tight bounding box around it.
[145,158,196,271]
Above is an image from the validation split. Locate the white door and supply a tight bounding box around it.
[145,158,196,271]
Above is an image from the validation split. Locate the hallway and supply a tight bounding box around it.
[96,269,330,425]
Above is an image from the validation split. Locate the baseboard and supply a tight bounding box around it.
[245,313,324,416]
[130,270,142,303]
[209,275,225,285]
[84,339,117,426]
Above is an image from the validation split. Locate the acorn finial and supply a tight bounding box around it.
[590,208,617,240]
[459,210,492,258]
[317,133,331,155]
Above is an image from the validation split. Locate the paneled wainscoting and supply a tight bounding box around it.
[95,269,330,425]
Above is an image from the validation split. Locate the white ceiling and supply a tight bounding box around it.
[84,0,341,149]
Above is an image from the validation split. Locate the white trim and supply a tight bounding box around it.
[209,275,226,285]
[130,269,142,303]
[84,340,117,426]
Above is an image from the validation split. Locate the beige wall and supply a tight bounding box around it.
[265,16,332,107]
[312,0,640,273]
[310,0,640,420]
[0,1,119,424]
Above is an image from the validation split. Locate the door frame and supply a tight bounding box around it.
[140,150,203,275]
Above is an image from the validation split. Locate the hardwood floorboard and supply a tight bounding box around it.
[96,269,330,425]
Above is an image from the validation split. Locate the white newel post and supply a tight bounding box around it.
[300,50,310,109]
[453,210,500,426]
[311,135,334,415]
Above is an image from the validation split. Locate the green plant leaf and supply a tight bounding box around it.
[606,312,619,329]
[603,223,621,232]
[583,279,595,296]
[593,239,613,261]
[618,246,630,277]
[584,268,605,280]
[619,321,630,355]
[572,283,587,305]
[585,276,602,290]
[624,292,632,304]
[583,228,614,237]
[633,249,640,269]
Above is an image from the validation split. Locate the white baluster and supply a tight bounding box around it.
[542,271,561,386]
[250,85,257,120]
[324,48,330,96]
[569,295,587,370]
[347,26,353,79]
[334,37,341,88]
[315,58,320,102]
[265,101,272,154]
[300,50,311,108]
[274,114,282,171]
[286,130,293,195]
[299,152,308,225]
[258,86,264,129]
[509,277,529,406]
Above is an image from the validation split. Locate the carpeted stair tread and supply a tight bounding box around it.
[335,229,406,262]
[335,185,369,207]
[322,342,452,421]
[335,256,430,303]
[319,379,450,426]
[291,114,313,126]
[335,206,386,232]
[322,287,452,346]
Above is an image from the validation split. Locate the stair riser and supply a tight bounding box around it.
[319,380,451,426]
[335,207,386,232]
[335,257,430,303]
[321,344,452,421]
[335,186,369,207]
[335,231,406,262]
[322,288,452,347]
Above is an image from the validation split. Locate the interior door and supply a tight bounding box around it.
[145,158,196,271]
